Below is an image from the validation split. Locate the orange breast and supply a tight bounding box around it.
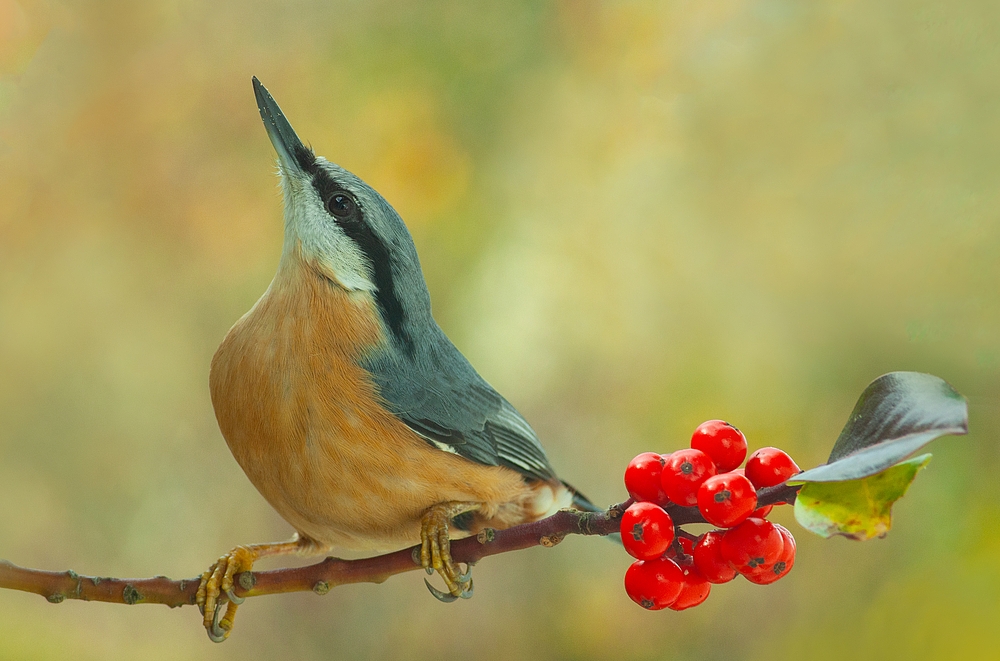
[209,253,563,551]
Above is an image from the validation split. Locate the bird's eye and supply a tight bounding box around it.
[326,193,357,218]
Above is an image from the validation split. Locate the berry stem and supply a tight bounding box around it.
[665,482,798,525]
[675,529,699,542]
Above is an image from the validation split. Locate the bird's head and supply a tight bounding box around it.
[252,77,430,353]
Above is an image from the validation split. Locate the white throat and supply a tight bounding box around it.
[277,164,376,293]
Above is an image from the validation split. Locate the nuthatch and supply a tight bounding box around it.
[195,78,597,641]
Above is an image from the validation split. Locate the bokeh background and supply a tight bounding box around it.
[1,0,999,659]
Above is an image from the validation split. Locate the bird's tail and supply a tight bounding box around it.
[565,483,602,513]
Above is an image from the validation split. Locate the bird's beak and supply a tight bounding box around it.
[253,76,307,172]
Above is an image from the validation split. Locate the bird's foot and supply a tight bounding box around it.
[195,537,323,642]
[420,502,479,603]
[196,545,259,642]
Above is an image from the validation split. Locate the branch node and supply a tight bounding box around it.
[65,570,83,598]
[312,580,331,595]
[122,584,141,605]
[47,593,65,603]
[539,533,565,548]
[607,498,633,520]
[237,571,256,591]
[579,511,600,535]
[476,528,496,544]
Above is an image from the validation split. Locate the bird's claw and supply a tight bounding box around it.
[195,545,258,643]
[424,578,459,603]
[419,502,479,602]
[423,575,473,603]
[207,603,228,643]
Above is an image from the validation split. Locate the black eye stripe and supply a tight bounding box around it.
[305,164,414,356]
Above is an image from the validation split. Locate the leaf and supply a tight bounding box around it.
[790,372,967,483]
[793,454,931,540]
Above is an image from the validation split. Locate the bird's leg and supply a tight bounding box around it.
[196,534,329,642]
[420,501,480,602]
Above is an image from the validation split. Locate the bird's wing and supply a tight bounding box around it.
[363,333,556,482]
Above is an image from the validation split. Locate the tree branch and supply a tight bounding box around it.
[0,484,798,609]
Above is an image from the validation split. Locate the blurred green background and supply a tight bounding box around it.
[1,0,999,659]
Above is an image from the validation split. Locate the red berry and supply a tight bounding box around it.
[664,535,695,560]
[720,518,784,575]
[776,524,796,573]
[661,449,717,506]
[677,536,694,555]
[697,473,757,528]
[620,502,675,560]
[668,565,711,610]
[690,420,748,472]
[735,467,779,516]
[624,557,684,610]
[745,447,801,489]
[692,531,737,584]
[624,452,668,504]
[744,524,796,585]
[752,504,773,518]
[775,523,796,552]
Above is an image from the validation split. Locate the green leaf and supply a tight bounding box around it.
[793,454,932,540]
[791,372,967,483]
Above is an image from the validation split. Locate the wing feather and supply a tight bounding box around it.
[363,330,556,482]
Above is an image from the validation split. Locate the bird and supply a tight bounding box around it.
[195,77,598,642]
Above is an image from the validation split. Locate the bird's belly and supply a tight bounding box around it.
[229,416,537,552]
[208,278,556,552]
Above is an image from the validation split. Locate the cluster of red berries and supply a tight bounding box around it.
[620,420,801,611]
